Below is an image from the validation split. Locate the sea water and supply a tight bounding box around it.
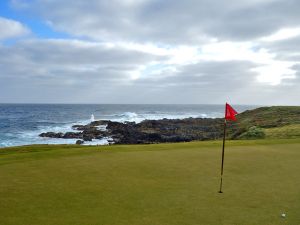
[0,104,256,147]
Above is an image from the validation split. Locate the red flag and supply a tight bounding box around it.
[225,103,238,121]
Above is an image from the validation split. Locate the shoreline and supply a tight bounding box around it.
[2,105,300,147]
[38,106,300,145]
[1,104,257,147]
[39,117,225,145]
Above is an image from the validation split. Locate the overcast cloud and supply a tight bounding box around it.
[0,0,300,104]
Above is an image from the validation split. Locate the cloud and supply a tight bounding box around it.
[0,38,167,102]
[112,60,300,105]
[11,0,300,43]
[260,27,300,42]
[262,36,300,60]
[1,37,299,104]
[3,0,300,104]
[10,0,300,85]
[0,17,30,40]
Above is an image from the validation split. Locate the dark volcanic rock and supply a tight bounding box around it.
[72,125,86,130]
[103,118,224,144]
[39,117,224,144]
[76,140,84,145]
[39,132,63,138]
[90,120,110,126]
[83,134,93,141]
[63,132,82,139]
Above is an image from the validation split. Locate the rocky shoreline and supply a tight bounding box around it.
[39,106,300,145]
[39,117,228,145]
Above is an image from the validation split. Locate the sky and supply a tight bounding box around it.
[0,0,300,105]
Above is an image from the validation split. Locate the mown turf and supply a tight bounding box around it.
[1,140,300,225]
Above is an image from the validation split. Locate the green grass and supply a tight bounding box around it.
[265,124,300,139]
[1,140,300,225]
[235,106,300,128]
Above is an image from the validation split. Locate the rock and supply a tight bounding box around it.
[76,140,84,145]
[83,134,93,141]
[89,120,110,126]
[94,134,104,139]
[63,132,82,139]
[82,129,103,136]
[72,125,86,130]
[40,117,225,145]
[39,132,63,138]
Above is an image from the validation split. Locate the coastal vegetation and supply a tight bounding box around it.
[264,124,300,139]
[1,139,300,225]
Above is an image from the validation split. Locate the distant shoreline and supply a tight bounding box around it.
[2,105,299,147]
[39,106,300,145]
[1,104,257,147]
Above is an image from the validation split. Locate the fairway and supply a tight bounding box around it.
[1,140,300,225]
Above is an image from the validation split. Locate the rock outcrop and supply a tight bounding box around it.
[39,106,300,144]
[39,117,224,144]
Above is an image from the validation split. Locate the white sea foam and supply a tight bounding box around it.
[112,112,140,122]
[82,137,114,145]
[108,111,219,123]
[91,114,95,122]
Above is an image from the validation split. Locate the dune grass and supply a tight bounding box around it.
[1,139,300,225]
[265,124,300,139]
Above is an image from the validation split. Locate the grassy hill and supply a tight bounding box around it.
[264,124,300,139]
[1,140,300,225]
[228,106,300,140]
[236,106,300,128]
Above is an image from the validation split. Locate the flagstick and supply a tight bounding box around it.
[219,119,227,193]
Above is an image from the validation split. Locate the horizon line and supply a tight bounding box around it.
[0,102,281,106]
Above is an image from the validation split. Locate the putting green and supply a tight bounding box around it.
[1,139,300,225]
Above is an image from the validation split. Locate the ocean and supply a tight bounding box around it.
[0,104,256,147]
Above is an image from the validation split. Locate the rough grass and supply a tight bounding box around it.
[1,140,300,225]
[265,124,300,139]
[235,106,300,128]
